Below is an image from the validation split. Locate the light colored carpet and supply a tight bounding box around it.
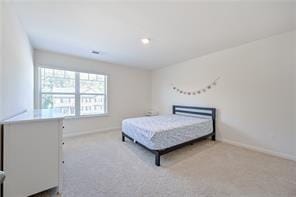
[34,130,296,197]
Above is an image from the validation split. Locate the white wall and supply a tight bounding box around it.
[0,2,34,120]
[34,50,151,136]
[152,31,296,160]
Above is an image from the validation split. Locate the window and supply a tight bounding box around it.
[37,67,108,117]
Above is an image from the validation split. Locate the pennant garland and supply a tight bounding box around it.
[171,77,220,95]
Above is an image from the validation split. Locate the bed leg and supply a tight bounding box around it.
[155,151,160,166]
[122,133,125,142]
[211,134,216,141]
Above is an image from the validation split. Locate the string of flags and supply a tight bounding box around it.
[171,77,220,95]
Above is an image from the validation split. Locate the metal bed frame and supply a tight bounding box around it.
[122,105,216,166]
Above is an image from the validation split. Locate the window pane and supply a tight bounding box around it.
[39,67,108,117]
[41,94,75,116]
[80,72,105,94]
[40,68,75,93]
[80,95,105,115]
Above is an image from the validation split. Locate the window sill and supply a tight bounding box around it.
[64,113,110,120]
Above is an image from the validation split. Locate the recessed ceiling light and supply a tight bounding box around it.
[91,50,100,55]
[141,38,151,45]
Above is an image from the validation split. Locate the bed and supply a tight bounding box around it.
[122,105,216,166]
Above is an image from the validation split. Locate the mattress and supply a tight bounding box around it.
[122,114,213,150]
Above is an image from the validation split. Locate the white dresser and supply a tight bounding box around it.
[0,110,64,197]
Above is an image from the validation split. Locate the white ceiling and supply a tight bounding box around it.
[12,1,296,69]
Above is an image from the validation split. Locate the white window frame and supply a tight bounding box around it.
[35,66,109,118]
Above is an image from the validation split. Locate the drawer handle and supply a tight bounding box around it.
[62,142,65,145]
[62,161,64,164]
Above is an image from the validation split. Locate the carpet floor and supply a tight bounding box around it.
[34,130,296,197]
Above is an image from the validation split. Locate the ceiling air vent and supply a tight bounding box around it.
[91,50,100,55]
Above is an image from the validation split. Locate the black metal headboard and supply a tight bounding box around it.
[172,105,216,138]
[173,105,216,119]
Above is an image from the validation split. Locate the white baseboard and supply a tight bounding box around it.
[218,138,296,162]
[63,127,121,138]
